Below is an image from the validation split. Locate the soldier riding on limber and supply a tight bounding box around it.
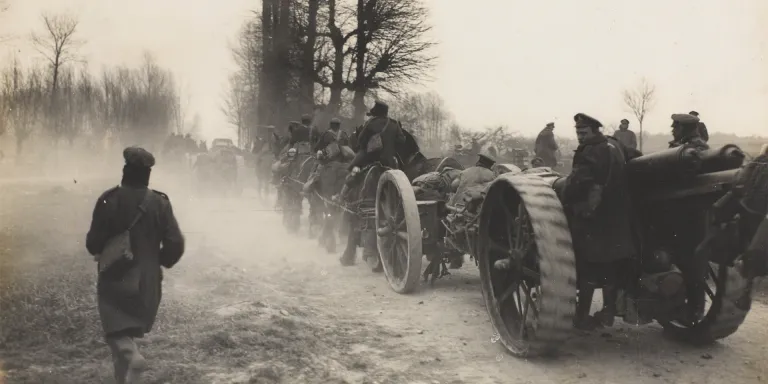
[339,100,406,269]
[562,113,636,331]
[303,117,352,195]
[86,147,185,384]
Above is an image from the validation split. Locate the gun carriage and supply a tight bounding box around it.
[374,143,768,357]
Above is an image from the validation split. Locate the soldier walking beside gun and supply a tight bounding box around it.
[535,122,559,168]
[614,118,638,150]
[86,147,185,383]
[563,113,636,330]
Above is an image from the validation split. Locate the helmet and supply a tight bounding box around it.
[287,148,297,157]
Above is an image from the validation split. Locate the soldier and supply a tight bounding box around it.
[535,122,559,168]
[303,118,352,195]
[340,100,406,268]
[314,117,350,154]
[669,113,709,151]
[614,118,637,150]
[347,100,405,172]
[86,146,185,384]
[563,113,636,330]
[688,111,709,142]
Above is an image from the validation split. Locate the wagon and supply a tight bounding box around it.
[375,143,768,357]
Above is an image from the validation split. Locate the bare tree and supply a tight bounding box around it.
[31,13,82,96]
[222,72,249,146]
[623,77,655,151]
[31,13,83,141]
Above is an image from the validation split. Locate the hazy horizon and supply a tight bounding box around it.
[1,0,766,142]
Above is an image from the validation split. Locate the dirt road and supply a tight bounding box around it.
[2,177,768,383]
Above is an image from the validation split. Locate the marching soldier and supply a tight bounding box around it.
[688,111,709,142]
[669,113,709,151]
[86,146,185,384]
[535,122,559,168]
[563,113,636,330]
[614,118,638,150]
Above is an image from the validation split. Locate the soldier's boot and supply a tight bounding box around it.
[573,286,600,331]
[362,231,383,273]
[593,285,618,327]
[340,229,358,266]
[107,336,148,384]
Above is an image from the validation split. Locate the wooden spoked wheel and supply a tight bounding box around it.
[376,170,423,294]
[477,175,577,357]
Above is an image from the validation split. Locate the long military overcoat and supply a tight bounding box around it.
[534,127,559,167]
[563,134,636,264]
[86,186,184,336]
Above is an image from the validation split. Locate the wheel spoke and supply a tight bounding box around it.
[498,281,518,304]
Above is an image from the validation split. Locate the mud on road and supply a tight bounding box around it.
[1,177,768,384]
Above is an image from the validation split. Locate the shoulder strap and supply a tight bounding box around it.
[127,189,152,231]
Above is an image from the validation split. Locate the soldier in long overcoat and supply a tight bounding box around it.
[86,146,185,383]
[562,113,636,330]
[535,122,559,167]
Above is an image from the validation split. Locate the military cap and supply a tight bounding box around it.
[123,146,155,168]
[477,153,496,168]
[454,144,463,149]
[546,122,555,128]
[671,113,700,125]
[688,111,699,116]
[330,118,341,125]
[620,118,629,124]
[574,113,603,129]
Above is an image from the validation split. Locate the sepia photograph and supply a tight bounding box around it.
[1,0,767,383]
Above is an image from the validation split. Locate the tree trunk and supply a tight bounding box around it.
[352,0,368,125]
[299,0,319,115]
[327,0,345,118]
[639,121,644,152]
[257,0,274,126]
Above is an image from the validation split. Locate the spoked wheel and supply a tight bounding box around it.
[477,175,577,357]
[376,170,423,294]
[660,261,750,344]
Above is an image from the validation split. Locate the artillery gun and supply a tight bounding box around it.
[374,143,768,357]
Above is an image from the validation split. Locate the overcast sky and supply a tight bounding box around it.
[1,0,766,141]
